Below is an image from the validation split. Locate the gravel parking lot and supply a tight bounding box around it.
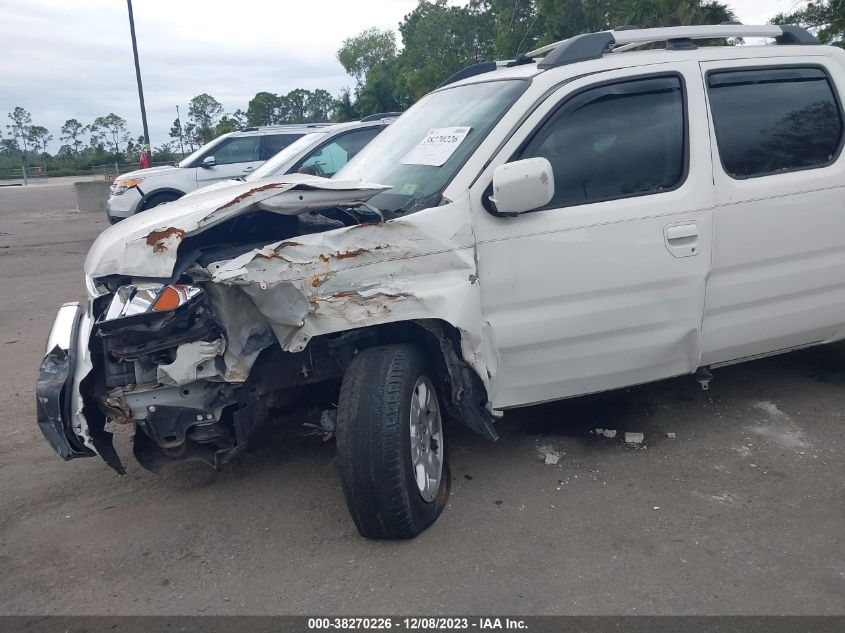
[0,182,843,615]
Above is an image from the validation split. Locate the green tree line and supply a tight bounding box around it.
[334,0,843,115]
[4,0,843,176]
[0,87,343,176]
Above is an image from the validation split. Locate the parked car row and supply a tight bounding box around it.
[106,115,396,222]
[38,24,845,539]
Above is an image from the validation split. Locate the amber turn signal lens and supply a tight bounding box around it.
[152,286,182,311]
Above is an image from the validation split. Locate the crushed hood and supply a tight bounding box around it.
[84,174,391,280]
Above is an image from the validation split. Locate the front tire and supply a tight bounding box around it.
[140,191,181,211]
[336,345,450,539]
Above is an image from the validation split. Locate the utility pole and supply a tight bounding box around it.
[127,0,151,167]
[175,105,185,157]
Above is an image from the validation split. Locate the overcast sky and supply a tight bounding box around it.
[0,0,800,152]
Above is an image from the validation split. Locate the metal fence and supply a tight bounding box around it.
[0,166,49,185]
[90,161,175,178]
[0,161,177,186]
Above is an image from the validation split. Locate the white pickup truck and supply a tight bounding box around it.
[37,24,845,539]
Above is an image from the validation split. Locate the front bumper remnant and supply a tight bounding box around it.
[35,302,95,461]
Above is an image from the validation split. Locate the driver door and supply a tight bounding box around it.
[471,63,715,409]
[195,135,262,186]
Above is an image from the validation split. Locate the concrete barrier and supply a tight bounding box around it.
[74,180,110,213]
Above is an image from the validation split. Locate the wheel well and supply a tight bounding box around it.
[352,319,498,440]
[141,189,184,210]
[244,319,498,441]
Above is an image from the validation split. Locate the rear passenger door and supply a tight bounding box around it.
[473,63,715,409]
[261,134,303,161]
[700,59,845,366]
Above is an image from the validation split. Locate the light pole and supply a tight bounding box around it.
[175,105,185,157]
[126,0,151,167]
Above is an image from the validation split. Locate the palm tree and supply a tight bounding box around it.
[613,0,735,29]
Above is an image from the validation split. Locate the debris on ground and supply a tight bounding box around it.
[666,432,676,439]
[602,429,617,439]
[624,432,645,444]
[537,444,561,465]
[754,400,788,418]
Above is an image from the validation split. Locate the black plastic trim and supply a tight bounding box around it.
[776,25,821,45]
[438,62,498,88]
[360,112,403,121]
[667,38,697,51]
[537,32,616,70]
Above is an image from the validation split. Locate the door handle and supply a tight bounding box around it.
[664,222,699,258]
[243,166,254,173]
[666,223,698,241]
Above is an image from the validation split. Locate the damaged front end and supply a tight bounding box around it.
[42,174,496,474]
[94,282,243,471]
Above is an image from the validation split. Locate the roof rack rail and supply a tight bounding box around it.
[438,61,499,88]
[530,24,819,70]
[536,32,616,69]
[359,111,403,121]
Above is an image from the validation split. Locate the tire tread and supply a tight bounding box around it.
[336,345,447,539]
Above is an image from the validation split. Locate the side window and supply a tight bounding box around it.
[262,134,301,160]
[298,127,381,177]
[211,136,260,165]
[707,67,843,179]
[517,75,686,208]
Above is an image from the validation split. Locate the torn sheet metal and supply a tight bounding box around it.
[156,337,226,386]
[205,193,494,392]
[86,177,496,396]
[84,174,392,280]
[199,283,281,381]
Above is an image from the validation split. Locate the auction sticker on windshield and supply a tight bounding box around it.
[400,126,471,167]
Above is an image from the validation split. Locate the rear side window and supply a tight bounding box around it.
[296,127,381,178]
[262,134,302,160]
[212,136,260,165]
[707,67,844,179]
[517,75,686,208]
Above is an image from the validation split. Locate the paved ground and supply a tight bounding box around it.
[0,184,843,615]
[0,174,101,188]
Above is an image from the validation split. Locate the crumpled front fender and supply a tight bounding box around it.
[206,194,493,394]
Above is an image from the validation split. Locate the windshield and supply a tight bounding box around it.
[334,79,527,213]
[177,134,230,168]
[246,132,327,181]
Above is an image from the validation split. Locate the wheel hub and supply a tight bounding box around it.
[409,375,444,502]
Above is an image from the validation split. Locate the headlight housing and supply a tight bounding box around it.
[100,283,203,323]
[110,177,144,196]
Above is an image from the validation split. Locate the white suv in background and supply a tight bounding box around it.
[182,116,397,198]
[105,124,330,222]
